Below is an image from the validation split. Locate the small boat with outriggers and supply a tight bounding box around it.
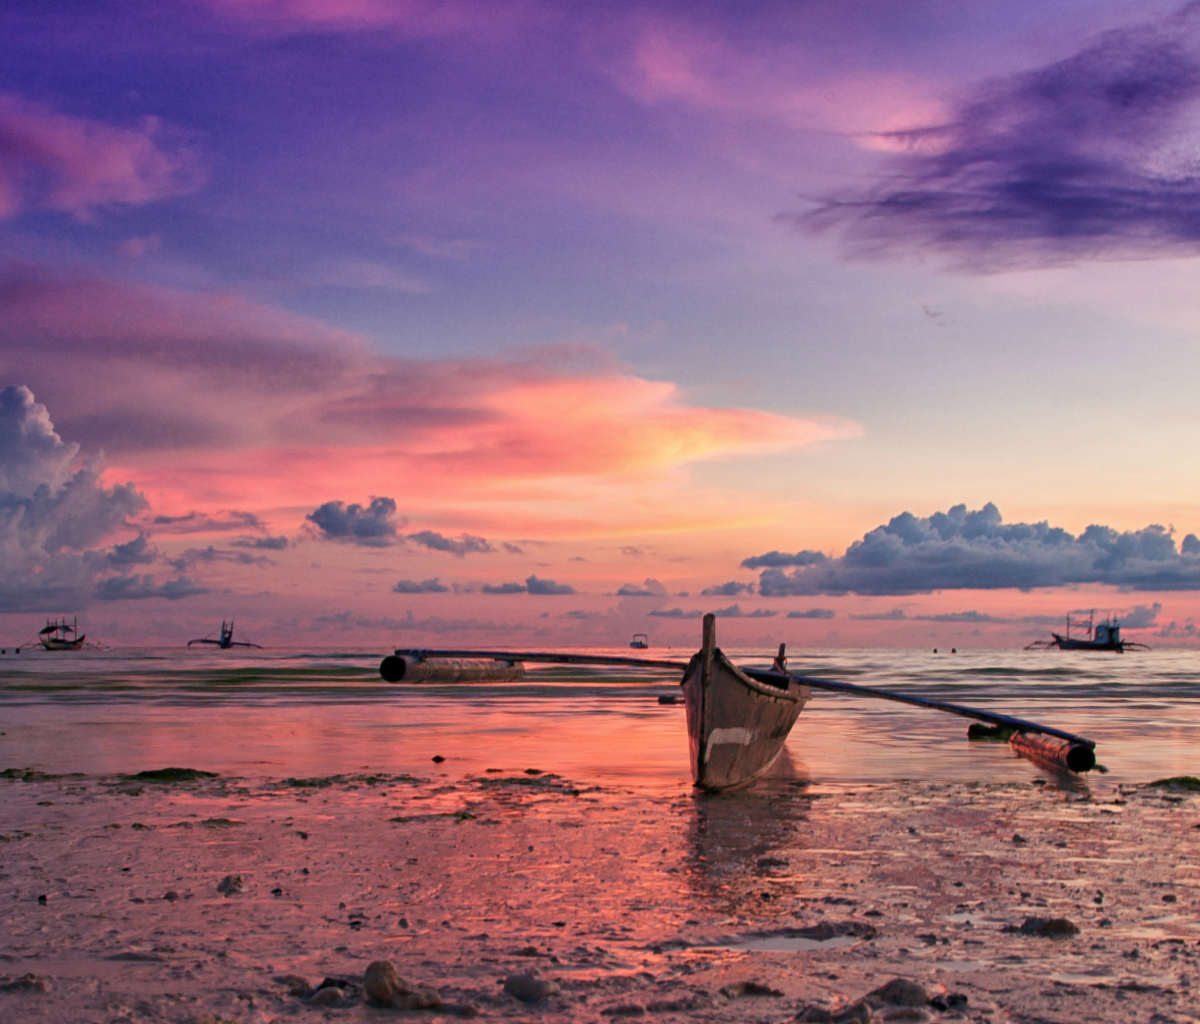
[1025,611,1150,653]
[39,617,85,651]
[382,613,1098,789]
[187,620,262,650]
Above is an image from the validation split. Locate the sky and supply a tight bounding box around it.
[3,0,1200,648]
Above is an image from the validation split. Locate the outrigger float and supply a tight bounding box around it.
[1025,610,1150,653]
[383,613,1098,790]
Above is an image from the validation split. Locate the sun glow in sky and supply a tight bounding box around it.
[3,0,1200,648]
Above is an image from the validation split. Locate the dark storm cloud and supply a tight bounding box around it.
[408,530,492,557]
[755,503,1200,596]
[786,608,835,619]
[392,578,449,593]
[795,4,1200,269]
[306,496,400,546]
[740,550,827,570]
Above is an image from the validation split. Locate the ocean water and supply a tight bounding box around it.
[0,644,1196,789]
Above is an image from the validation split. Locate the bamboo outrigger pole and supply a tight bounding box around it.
[385,646,1097,774]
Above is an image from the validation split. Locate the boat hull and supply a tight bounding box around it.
[1050,633,1124,652]
[681,617,809,791]
[39,637,85,651]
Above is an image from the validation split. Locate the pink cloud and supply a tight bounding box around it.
[204,0,531,37]
[618,19,947,142]
[0,94,203,220]
[0,266,860,531]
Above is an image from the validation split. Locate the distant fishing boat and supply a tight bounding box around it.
[187,620,262,649]
[1025,611,1149,653]
[39,617,85,651]
[629,633,649,649]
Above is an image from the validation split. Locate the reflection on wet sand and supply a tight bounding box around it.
[2,765,1199,1023]
[686,749,813,907]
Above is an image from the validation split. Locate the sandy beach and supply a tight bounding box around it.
[3,762,1198,1024]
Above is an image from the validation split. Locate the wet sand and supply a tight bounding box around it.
[2,762,1198,1024]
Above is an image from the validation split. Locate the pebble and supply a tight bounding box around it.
[363,959,442,1009]
[277,974,313,998]
[503,972,560,1004]
[309,985,346,1007]
[163,890,180,901]
[794,1001,871,1023]
[215,874,244,896]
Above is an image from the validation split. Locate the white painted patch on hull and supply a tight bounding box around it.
[705,726,756,761]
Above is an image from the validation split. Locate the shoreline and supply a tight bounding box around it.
[2,766,1198,1022]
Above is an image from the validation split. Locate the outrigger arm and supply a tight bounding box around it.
[387,645,1098,774]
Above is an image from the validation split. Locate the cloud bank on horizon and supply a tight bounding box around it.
[743,503,1200,596]
[799,3,1200,269]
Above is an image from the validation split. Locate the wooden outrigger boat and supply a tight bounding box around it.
[385,613,1098,789]
[39,617,85,651]
[682,615,809,789]
[1025,611,1149,653]
[187,620,262,650]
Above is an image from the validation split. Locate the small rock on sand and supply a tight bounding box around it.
[215,874,244,896]
[721,981,783,998]
[504,972,560,1004]
[363,961,442,1009]
[1013,916,1079,938]
[308,985,347,1007]
[866,979,928,1008]
[276,974,312,998]
[0,974,50,993]
[794,1001,871,1023]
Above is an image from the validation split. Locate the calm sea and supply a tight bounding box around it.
[0,645,1196,789]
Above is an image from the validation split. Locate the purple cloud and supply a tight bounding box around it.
[0,93,203,221]
[409,530,492,557]
[307,497,400,546]
[393,578,449,593]
[756,503,1200,596]
[96,574,209,601]
[796,6,1200,269]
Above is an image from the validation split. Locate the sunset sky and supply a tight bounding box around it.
[4,0,1200,648]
